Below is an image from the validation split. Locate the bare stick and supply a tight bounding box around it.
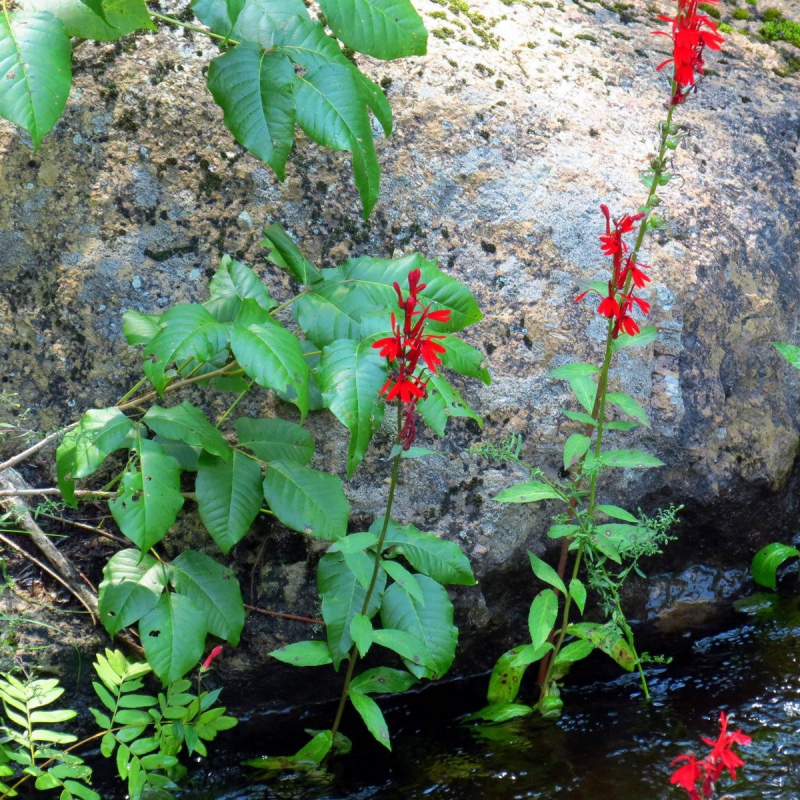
[244,604,324,626]
[0,423,78,474]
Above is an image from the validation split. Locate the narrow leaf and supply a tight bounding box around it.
[270,640,332,667]
[528,551,567,595]
[528,589,558,649]
[605,392,650,428]
[494,481,562,504]
[261,222,323,286]
[597,449,664,469]
[563,433,591,471]
[349,691,390,750]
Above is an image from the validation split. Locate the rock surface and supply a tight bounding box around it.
[0,0,799,701]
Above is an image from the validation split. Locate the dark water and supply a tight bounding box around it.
[102,591,800,799]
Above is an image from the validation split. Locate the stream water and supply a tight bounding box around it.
[161,588,800,800]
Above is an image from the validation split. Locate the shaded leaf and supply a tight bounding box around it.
[234,417,314,465]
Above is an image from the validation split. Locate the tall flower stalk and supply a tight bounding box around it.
[477,0,724,721]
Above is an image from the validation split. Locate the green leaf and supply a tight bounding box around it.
[261,223,323,286]
[439,335,490,385]
[328,531,379,553]
[144,304,228,389]
[207,44,296,181]
[379,576,456,679]
[139,593,207,683]
[547,524,579,539]
[344,550,375,590]
[263,460,349,541]
[29,708,76,724]
[528,589,558,649]
[293,279,366,347]
[605,392,650,428]
[597,449,664,469]
[380,559,424,604]
[0,9,71,150]
[270,640,332,666]
[349,667,417,695]
[294,63,380,217]
[569,376,597,414]
[562,410,597,426]
[123,310,161,347]
[234,417,314,465]
[57,407,134,505]
[494,481,562,504]
[379,519,475,585]
[611,325,658,352]
[508,641,552,668]
[528,552,566,595]
[317,0,427,60]
[318,551,385,668]
[486,647,528,705]
[568,578,587,614]
[548,362,600,380]
[774,341,800,370]
[349,613,373,657]
[468,702,533,723]
[196,450,263,554]
[152,436,200,472]
[552,638,594,669]
[751,542,800,590]
[371,628,433,671]
[229,322,309,419]
[294,730,333,765]
[349,691,390,750]
[605,420,640,431]
[98,549,167,635]
[418,371,482,437]
[595,504,638,523]
[563,433,591,471]
[143,403,230,459]
[318,338,387,475]
[109,437,184,552]
[591,528,622,563]
[23,0,155,39]
[566,622,636,671]
[204,254,276,323]
[170,550,245,645]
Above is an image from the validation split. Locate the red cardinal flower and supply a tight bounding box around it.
[200,645,223,672]
[373,269,451,448]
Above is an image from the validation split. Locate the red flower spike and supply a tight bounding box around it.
[598,294,620,319]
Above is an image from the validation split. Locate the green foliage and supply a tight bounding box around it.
[3,0,428,216]
[751,542,800,590]
[699,2,721,18]
[732,7,750,19]
[774,341,800,369]
[760,16,800,45]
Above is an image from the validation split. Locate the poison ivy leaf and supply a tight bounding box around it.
[270,640,332,667]
[109,438,184,552]
[152,436,200,472]
[563,433,591,471]
[196,450,263,554]
[418,371,482,437]
[350,667,417,695]
[76,0,109,22]
[528,589,558,649]
[752,542,800,590]
[56,408,134,505]
[611,325,658,352]
[380,559,424,604]
[528,552,566,595]
[225,0,309,41]
[229,322,310,419]
[205,254,276,323]
[293,279,367,347]
[774,341,800,370]
[568,578,587,613]
[0,9,71,150]
[349,690,390,750]
[261,223,324,286]
[494,481,562,504]
[597,449,664,469]
[123,310,161,347]
[143,304,228,389]
[170,550,245,645]
[486,647,528,705]
[350,613,373,656]
[207,45,296,181]
[439,335,491,385]
[263,460,349,540]
[379,577,457,679]
[318,337,387,476]
[139,593,207,683]
[548,362,600,380]
[318,551,385,668]
[566,622,635,671]
[98,549,168,635]
[294,63,380,217]
[318,0,427,60]
[234,417,314,465]
[328,531,379,554]
[378,519,475,585]
[606,392,650,428]
[143,403,230,459]
[23,0,155,39]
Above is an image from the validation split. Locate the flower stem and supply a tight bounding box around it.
[149,11,235,42]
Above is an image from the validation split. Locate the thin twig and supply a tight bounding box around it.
[37,512,128,546]
[0,423,78,474]
[244,604,323,626]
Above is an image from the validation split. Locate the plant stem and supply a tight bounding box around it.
[215,381,253,429]
[149,11,236,42]
[329,403,403,751]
